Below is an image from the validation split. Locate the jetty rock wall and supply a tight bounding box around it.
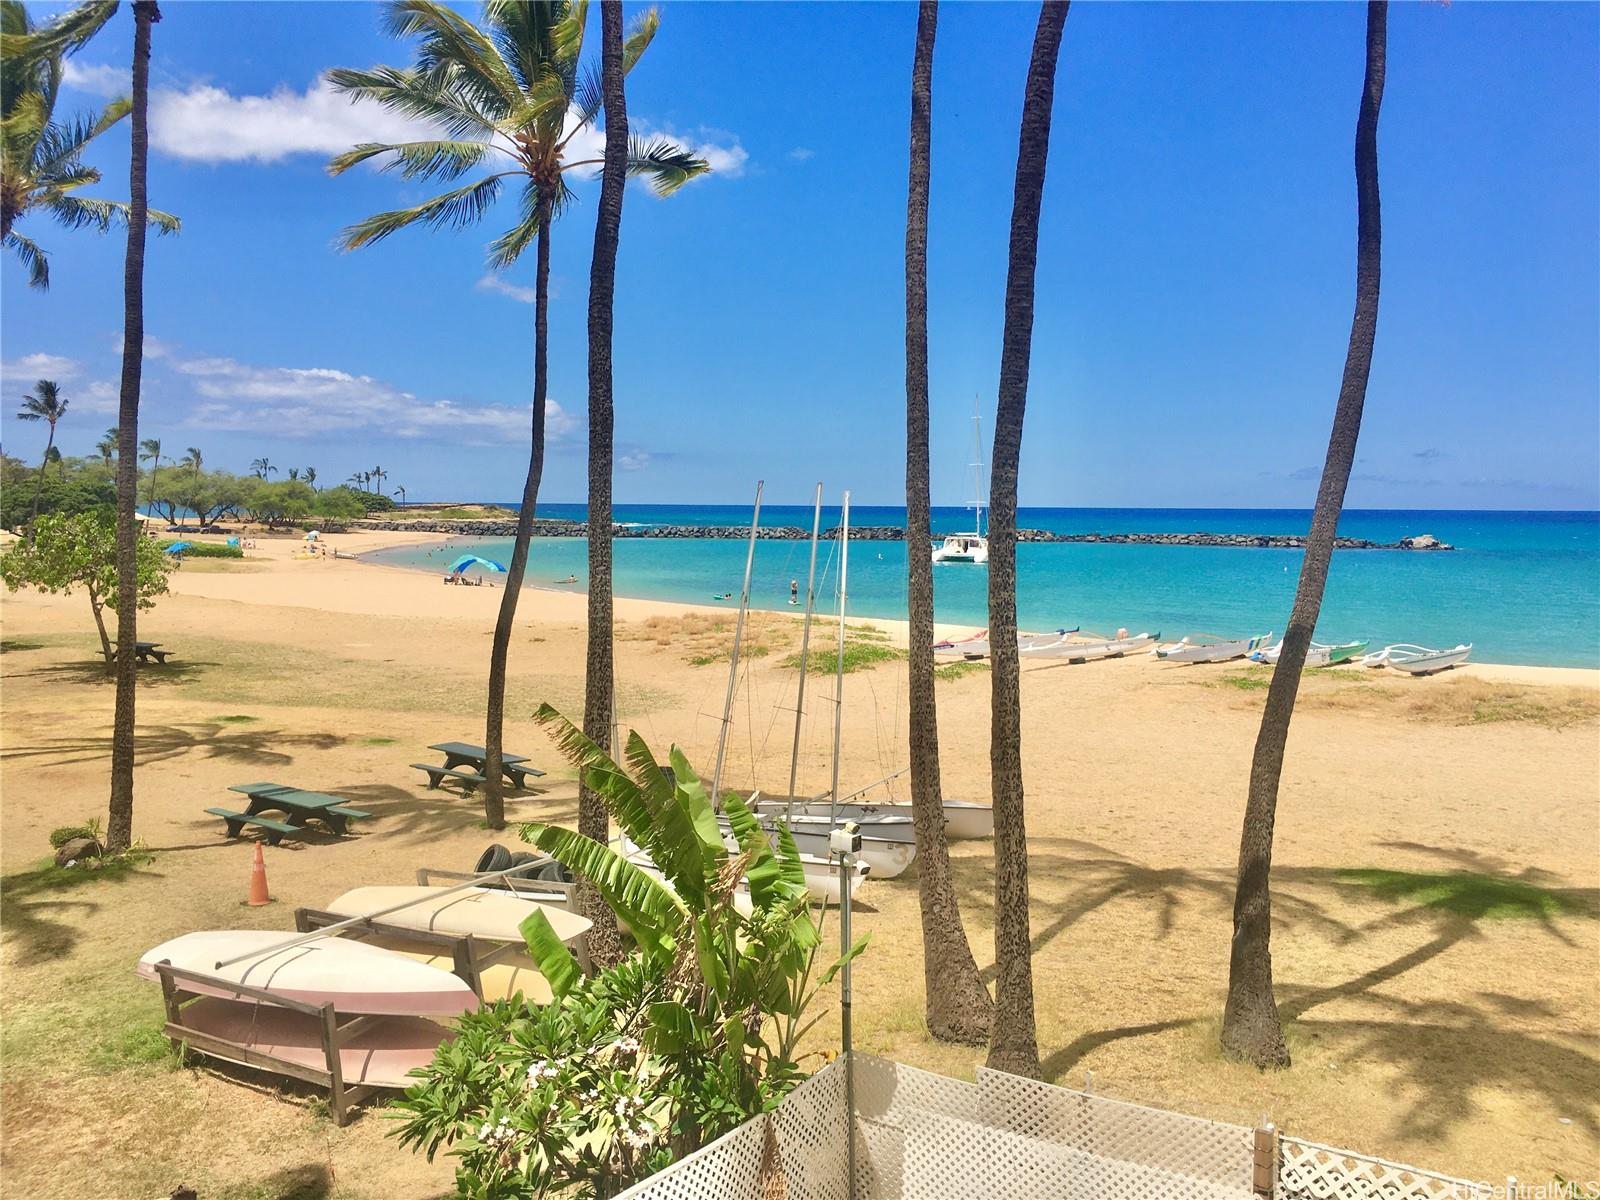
[356,519,1454,551]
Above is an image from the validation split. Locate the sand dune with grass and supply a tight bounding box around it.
[1,528,1595,1198]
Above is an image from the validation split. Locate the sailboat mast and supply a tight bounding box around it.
[828,491,851,825]
[711,480,763,805]
[970,399,986,537]
[787,482,824,806]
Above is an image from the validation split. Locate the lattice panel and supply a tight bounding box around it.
[769,1058,853,1200]
[614,1114,772,1200]
[1279,1136,1493,1200]
[976,1067,1255,1197]
[851,1053,984,1198]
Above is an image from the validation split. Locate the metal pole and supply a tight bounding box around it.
[213,860,557,970]
[828,491,851,826]
[711,480,763,805]
[787,482,825,814]
[840,846,857,1199]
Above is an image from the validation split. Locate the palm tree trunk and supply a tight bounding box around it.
[905,0,992,1045]
[483,192,553,830]
[107,1,159,856]
[579,0,629,970]
[986,0,1069,1079]
[1221,0,1386,1071]
[28,423,55,530]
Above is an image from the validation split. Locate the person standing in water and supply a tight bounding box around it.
[790,579,799,605]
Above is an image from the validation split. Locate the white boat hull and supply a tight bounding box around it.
[752,798,993,841]
[137,931,477,1016]
[324,885,591,947]
[1154,634,1270,664]
[1026,633,1157,662]
[932,535,988,565]
[1367,643,1472,675]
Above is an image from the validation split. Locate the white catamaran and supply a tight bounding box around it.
[932,404,989,565]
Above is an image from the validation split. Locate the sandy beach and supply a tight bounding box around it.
[2,526,1596,1198]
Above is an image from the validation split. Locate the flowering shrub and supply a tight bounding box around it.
[391,710,866,1199]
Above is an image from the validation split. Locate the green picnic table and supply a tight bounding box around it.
[415,742,546,793]
[204,782,371,843]
[110,641,171,665]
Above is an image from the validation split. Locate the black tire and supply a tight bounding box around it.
[475,843,512,874]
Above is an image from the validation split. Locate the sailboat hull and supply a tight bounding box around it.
[752,798,993,841]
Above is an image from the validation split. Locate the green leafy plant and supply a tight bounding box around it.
[49,818,100,849]
[0,511,173,661]
[392,708,865,1198]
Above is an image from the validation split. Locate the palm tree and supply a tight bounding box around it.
[369,464,385,495]
[304,466,317,489]
[1,0,178,288]
[138,436,162,508]
[393,483,405,504]
[108,0,162,857]
[250,456,275,479]
[45,443,63,477]
[578,0,634,969]
[903,0,992,1045]
[287,466,300,481]
[1221,1,1388,1071]
[329,0,707,829]
[986,0,1069,1079]
[95,425,117,466]
[347,470,365,490]
[16,378,68,526]
[179,445,202,478]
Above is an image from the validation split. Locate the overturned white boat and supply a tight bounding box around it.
[934,627,1077,659]
[751,794,994,841]
[1153,632,1272,664]
[1361,642,1472,675]
[1024,630,1158,662]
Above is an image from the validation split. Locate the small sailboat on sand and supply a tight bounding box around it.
[1153,632,1272,664]
[1361,643,1472,674]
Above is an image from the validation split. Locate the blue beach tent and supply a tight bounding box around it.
[164,542,193,555]
[447,554,508,576]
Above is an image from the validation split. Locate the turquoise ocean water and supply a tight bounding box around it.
[365,507,1600,668]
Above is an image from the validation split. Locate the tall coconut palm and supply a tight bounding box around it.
[903,0,992,1045]
[369,464,385,494]
[986,0,1069,1079]
[1,0,178,288]
[96,425,117,466]
[16,378,68,527]
[250,457,275,479]
[577,0,632,969]
[329,0,707,829]
[107,0,161,856]
[179,445,201,479]
[393,483,404,504]
[138,435,161,507]
[304,466,317,489]
[1221,1,1388,1071]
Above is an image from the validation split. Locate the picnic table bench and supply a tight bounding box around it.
[206,782,371,842]
[419,742,547,791]
[111,641,171,665]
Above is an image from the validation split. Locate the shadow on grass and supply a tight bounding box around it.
[211,1160,336,1200]
[0,856,162,967]
[0,721,349,769]
[16,657,221,688]
[0,638,47,652]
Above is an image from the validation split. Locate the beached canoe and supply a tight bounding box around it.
[1153,633,1272,664]
[323,885,591,947]
[136,931,476,1016]
[174,996,451,1089]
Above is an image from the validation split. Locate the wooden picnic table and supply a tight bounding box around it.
[427,742,543,788]
[110,641,170,665]
[218,782,371,837]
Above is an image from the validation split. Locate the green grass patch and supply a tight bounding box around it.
[846,623,891,641]
[934,660,988,682]
[159,539,243,558]
[1212,672,1271,691]
[783,641,904,674]
[363,735,397,745]
[88,1022,180,1073]
[0,638,46,652]
[688,653,719,667]
[1336,868,1595,921]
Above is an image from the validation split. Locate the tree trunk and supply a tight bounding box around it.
[89,592,113,663]
[107,1,159,856]
[1221,0,1386,1071]
[482,194,553,830]
[28,423,56,530]
[905,0,992,1045]
[986,0,1068,1079]
[579,0,629,970]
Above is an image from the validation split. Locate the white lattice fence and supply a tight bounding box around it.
[612,1114,772,1200]
[1278,1136,1493,1200]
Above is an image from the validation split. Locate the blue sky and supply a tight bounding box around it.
[3,1,1596,509]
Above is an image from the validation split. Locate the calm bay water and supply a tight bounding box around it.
[365,507,1600,668]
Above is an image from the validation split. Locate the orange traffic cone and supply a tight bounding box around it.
[247,842,272,906]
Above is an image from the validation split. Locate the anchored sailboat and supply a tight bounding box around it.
[932,402,989,565]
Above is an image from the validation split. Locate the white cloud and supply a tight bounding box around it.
[61,61,129,98]
[150,78,427,163]
[788,147,815,162]
[112,333,173,359]
[168,353,575,444]
[618,450,651,472]
[476,274,537,304]
[1,352,80,381]
[71,380,121,415]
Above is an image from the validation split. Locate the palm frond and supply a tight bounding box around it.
[4,230,49,289]
[0,0,117,71]
[33,97,130,174]
[482,0,561,96]
[323,65,503,142]
[37,193,180,235]
[380,0,524,118]
[336,173,508,250]
[625,135,711,197]
[4,88,52,166]
[484,179,546,269]
[328,138,491,182]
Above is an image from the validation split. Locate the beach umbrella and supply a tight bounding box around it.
[164,542,192,555]
[447,554,508,575]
